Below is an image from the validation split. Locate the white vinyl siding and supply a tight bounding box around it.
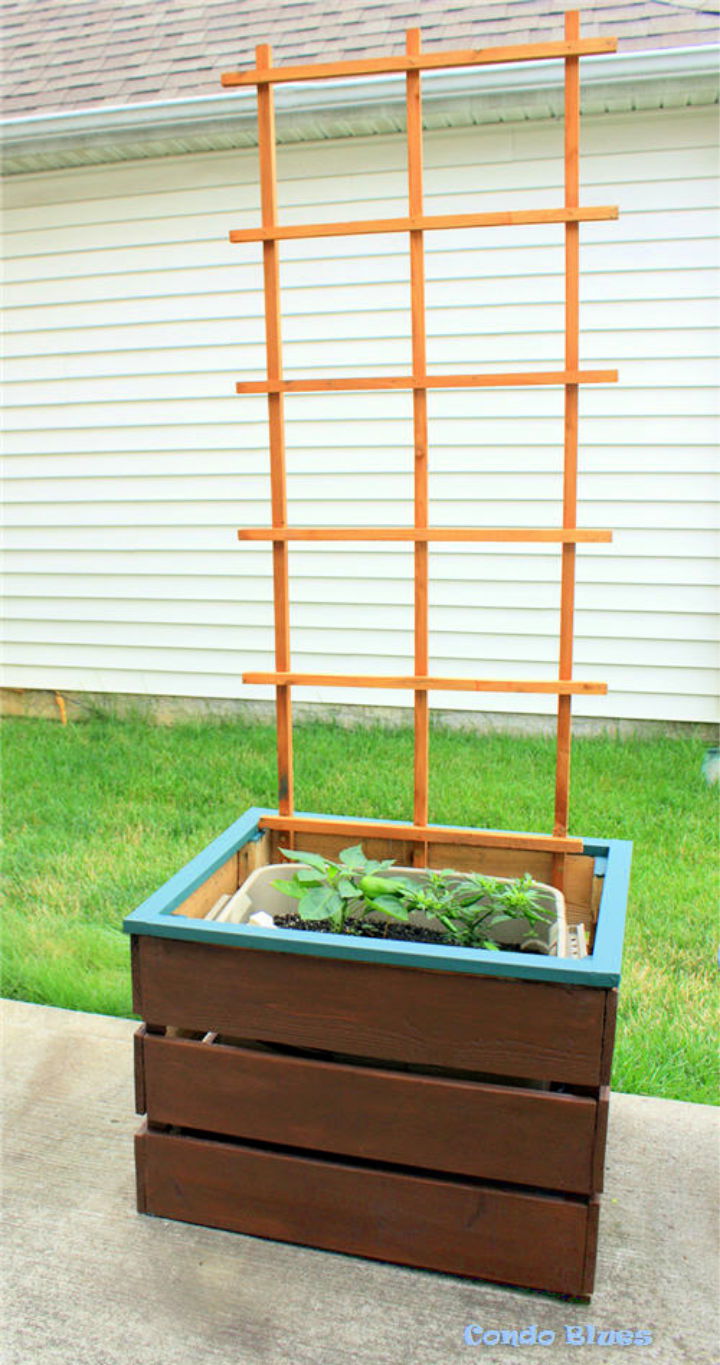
[3,106,719,724]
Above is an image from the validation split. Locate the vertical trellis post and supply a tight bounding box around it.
[256,43,294,832]
[406,28,430,859]
[554,10,581,879]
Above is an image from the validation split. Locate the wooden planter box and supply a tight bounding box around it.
[125,807,631,1298]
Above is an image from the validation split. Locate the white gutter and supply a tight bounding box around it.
[2,45,717,169]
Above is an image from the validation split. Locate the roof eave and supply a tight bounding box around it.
[2,44,718,175]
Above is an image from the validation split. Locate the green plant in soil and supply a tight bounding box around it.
[273,844,406,934]
[275,845,552,950]
[361,866,552,950]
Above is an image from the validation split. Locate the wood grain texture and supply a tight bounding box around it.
[581,1195,602,1297]
[136,1126,595,1295]
[599,987,619,1087]
[406,27,430,833]
[235,369,618,393]
[242,671,607,695]
[228,205,618,242]
[592,1086,611,1193]
[260,814,584,854]
[133,935,608,1084]
[220,36,617,86]
[133,1025,147,1116]
[139,1031,601,1193]
[554,8,583,842]
[169,852,239,919]
[256,43,294,821]
[237,527,613,544]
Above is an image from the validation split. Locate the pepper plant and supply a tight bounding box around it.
[273,844,554,951]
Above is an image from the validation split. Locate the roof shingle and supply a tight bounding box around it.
[2,0,719,118]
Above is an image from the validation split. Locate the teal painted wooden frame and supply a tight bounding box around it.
[123,807,630,988]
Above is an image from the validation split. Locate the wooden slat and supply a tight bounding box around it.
[168,851,239,919]
[591,1085,611,1193]
[237,526,613,543]
[220,36,617,86]
[406,28,429,834]
[133,1024,147,1116]
[581,1195,602,1297]
[256,43,294,823]
[133,934,606,1083]
[554,9,583,851]
[228,204,618,242]
[139,1031,601,1193]
[243,672,608,695]
[235,368,618,393]
[137,1127,596,1295]
[260,814,584,855]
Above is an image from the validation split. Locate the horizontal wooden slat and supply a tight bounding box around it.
[243,671,607,695]
[220,36,617,86]
[235,369,618,393]
[136,1125,597,1295]
[138,1031,601,1193]
[229,205,619,242]
[132,935,606,1082]
[259,815,584,854]
[237,527,614,544]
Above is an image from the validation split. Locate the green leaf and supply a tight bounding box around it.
[297,885,343,922]
[337,877,358,899]
[296,867,322,883]
[369,894,410,921]
[338,844,366,868]
[280,848,333,875]
[271,875,310,900]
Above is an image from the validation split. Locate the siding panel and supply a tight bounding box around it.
[2,108,718,725]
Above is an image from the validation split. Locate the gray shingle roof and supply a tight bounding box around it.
[3,1,719,119]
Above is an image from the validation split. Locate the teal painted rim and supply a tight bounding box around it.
[123,806,631,987]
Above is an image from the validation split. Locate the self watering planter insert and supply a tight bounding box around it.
[125,13,631,1300]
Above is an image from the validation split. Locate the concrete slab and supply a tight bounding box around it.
[2,998,718,1365]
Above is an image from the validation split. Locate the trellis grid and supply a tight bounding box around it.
[222,11,619,883]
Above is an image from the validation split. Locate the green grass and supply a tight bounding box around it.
[2,715,718,1104]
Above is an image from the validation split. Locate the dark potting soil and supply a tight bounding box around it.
[273,914,454,947]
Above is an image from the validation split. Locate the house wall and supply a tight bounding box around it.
[3,105,718,726]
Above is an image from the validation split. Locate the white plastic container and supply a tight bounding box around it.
[213,862,568,956]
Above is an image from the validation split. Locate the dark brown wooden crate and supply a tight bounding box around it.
[137,1030,602,1194]
[136,1124,597,1297]
[133,936,608,1086]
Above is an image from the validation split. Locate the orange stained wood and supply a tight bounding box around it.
[554,9,582,854]
[243,673,607,696]
[221,36,617,86]
[259,814,585,856]
[228,12,614,848]
[235,369,618,393]
[407,27,429,832]
[228,205,618,243]
[237,527,613,544]
[256,43,293,822]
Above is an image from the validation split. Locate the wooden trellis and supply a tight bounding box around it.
[222,11,618,881]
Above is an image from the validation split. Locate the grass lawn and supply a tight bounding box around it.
[2,714,718,1105]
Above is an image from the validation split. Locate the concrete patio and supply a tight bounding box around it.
[2,998,718,1365]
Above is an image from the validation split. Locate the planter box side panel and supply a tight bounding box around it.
[136,1028,604,1194]
[132,935,608,1086]
[136,1124,595,1298]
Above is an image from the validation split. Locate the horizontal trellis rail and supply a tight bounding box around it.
[235,370,618,394]
[221,37,616,86]
[229,206,618,243]
[258,814,585,855]
[237,528,613,544]
[243,674,608,696]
